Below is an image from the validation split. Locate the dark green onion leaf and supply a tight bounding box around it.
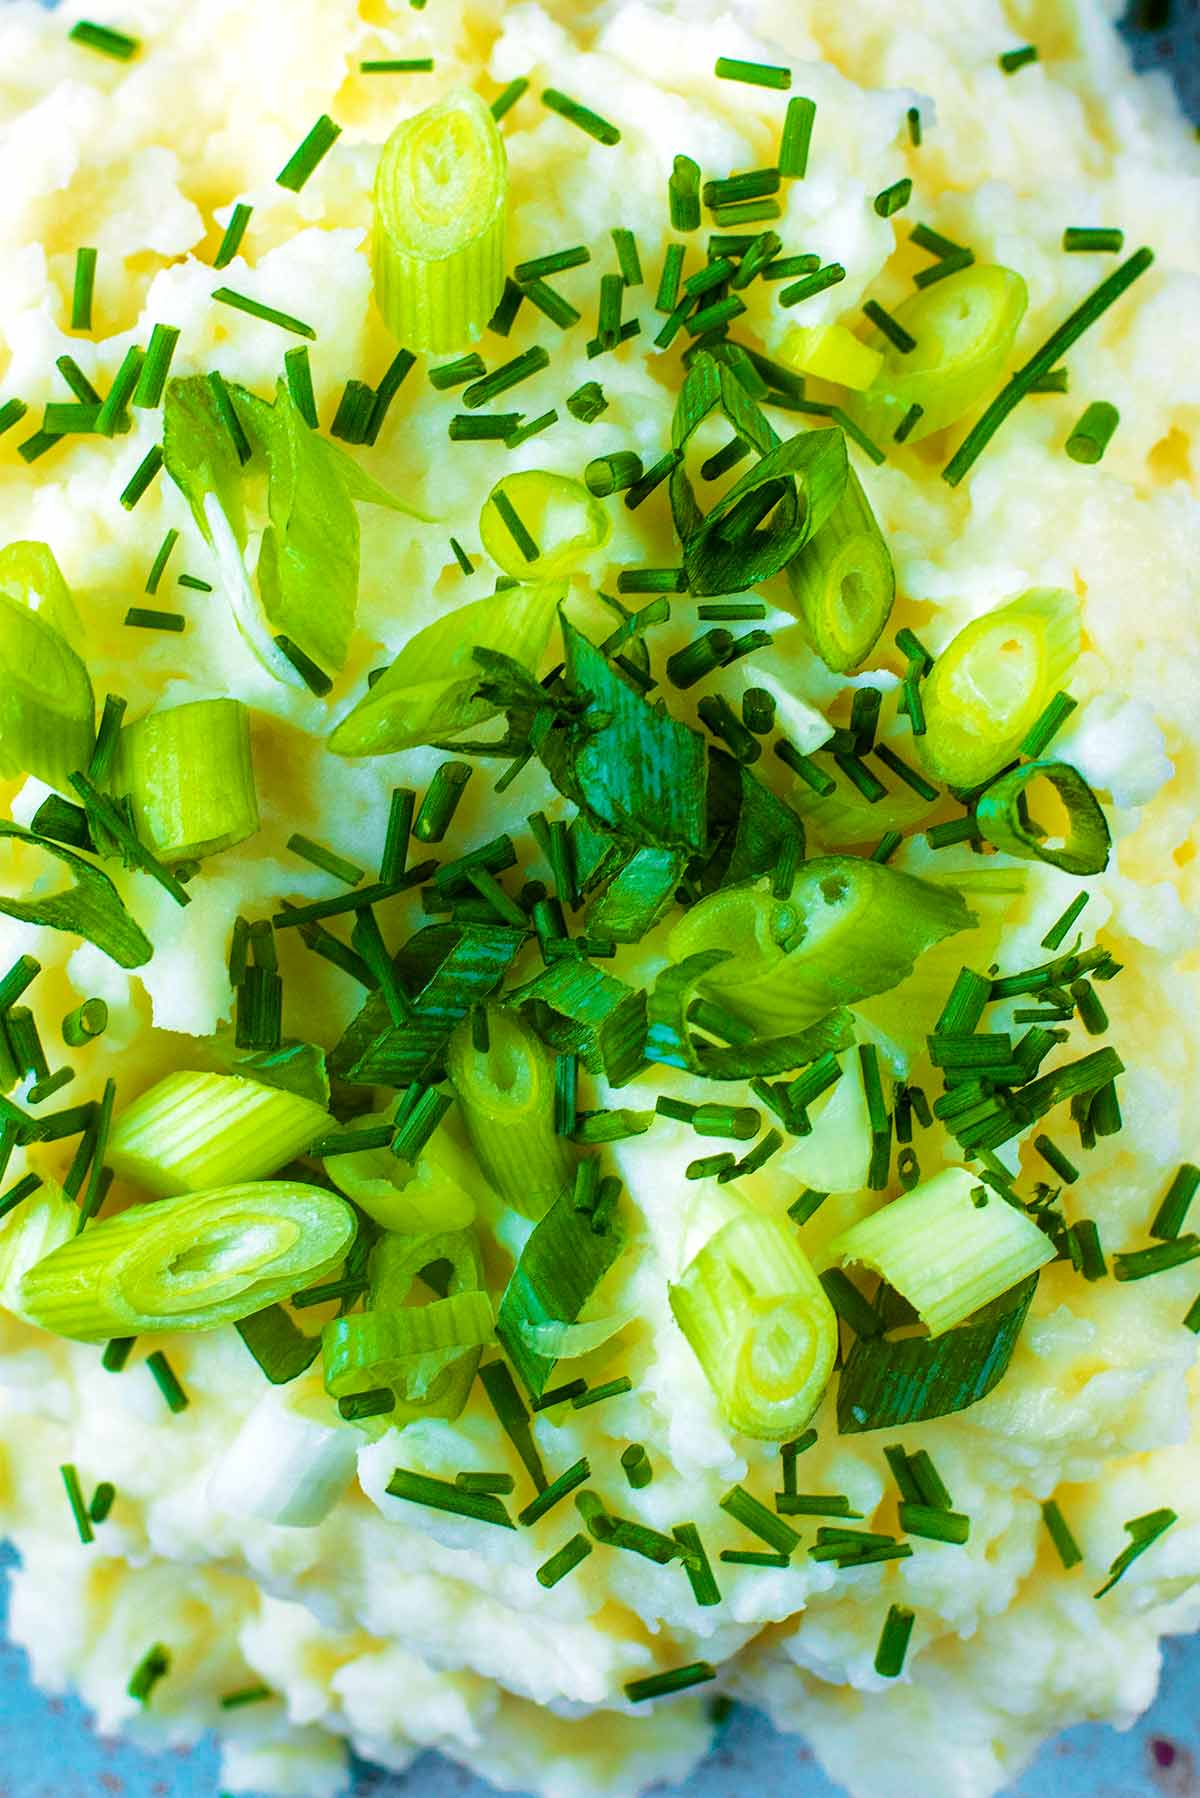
[496,1185,625,1398]
[235,1304,321,1383]
[507,957,646,1085]
[588,846,687,943]
[975,761,1110,876]
[0,822,151,969]
[645,949,854,1080]
[837,1273,1039,1433]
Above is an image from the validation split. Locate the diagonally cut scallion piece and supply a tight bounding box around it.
[0,590,94,791]
[107,1071,330,1197]
[113,698,258,862]
[496,1181,625,1397]
[18,1181,355,1341]
[374,88,508,353]
[0,822,151,968]
[974,760,1110,876]
[784,467,894,673]
[446,1004,574,1220]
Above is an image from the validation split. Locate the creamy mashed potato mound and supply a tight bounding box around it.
[0,2,1198,1796]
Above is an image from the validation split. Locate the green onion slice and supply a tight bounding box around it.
[480,470,609,580]
[670,1203,836,1439]
[18,1181,355,1342]
[0,589,94,792]
[374,88,507,354]
[322,1108,477,1234]
[496,1183,625,1397]
[329,577,562,756]
[783,467,895,673]
[0,821,151,969]
[974,760,1111,876]
[107,1070,330,1198]
[113,698,258,862]
[918,587,1081,789]
[446,1004,574,1220]
[668,859,975,1036]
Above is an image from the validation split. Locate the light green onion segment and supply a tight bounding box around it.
[18,1182,355,1342]
[668,860,975,1035]
[847,263,1028,445]
[918,588,1081,789]
[0,589,94,791]
[107,1071,331,1197]
[830,1166,1055,1336]
[373,88,508,354]
[975,759,1111,875]
[322,1227,490,1425]
[0,1175,77,1322]
[0,821,152,968]
[0,540,86,642]
[670,1204,837,1439]
[446,1005,574,1220]
[323,1109,477,1233]
[479,471,610,581]
[113,699,258,862]
[783,467,895,673]
[328,578,563,757]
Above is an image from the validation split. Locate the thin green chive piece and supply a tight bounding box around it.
[95,344,144,436]
[62,998,108,1048]
[612,228,642,286]
[540,88,620,145]
[874,178,913,217]
[714,56,791,90]
[127,1645,170,1705]
[1095,1508,1176,1598]
[999,45,1039,73]
[361,57,434,72]
[585,452,643,497]
[567,380,607,422]
[463,345,550,408]
[1063,227,1125,254]
[1112,1237,1200,1282]
[898,1502,970,1544]
[61,1463,94,1544]
[779,96,816,176]
[1065,401,1119,464]
[283,345,318,428]
[124,605,183,631]
[943,247,1152,485]
[620,1444,653,1489]
[624,1662,716,1703]
[0,399,28,437]
[874,1605,914,1677]
[69,20,139,59]
[119,447,164,512]
[1041,891,1089,951]
[71,248,98,332]
[907,106,921,145]
[366,348,415,444]
[387,1466,515,1528]
[219,1683,274,1710]
[287,834,364,885]
[518,1458,590,1527]
[276,115,342,191]
[429,352,487,390]
[1033,1134,1080,1185]
[1151,1165,1200,1242]
[146,1349,188,1413]
[863,298,917,353]
[207,369,251,463]
[1041,1498,1083,1568]
[144,529,179,595]
[212,287,317,340]
[491,76,529,122]
[213,202,253,270]
[720,1485,799,1558]
[537,1533,593,1587]
[88,1480,116,1524]
[274,635,332,696]
[132,324,180,409]
[779,263,846,308]
[178,573,212,593]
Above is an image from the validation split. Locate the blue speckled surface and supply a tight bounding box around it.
[3,3,1199,1796]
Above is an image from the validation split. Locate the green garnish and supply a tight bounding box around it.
[874,178,913,217]
[213,203,252,270]
[714,56,791,89]
[0,399,29,436]
[1063,227,1124,253]
[212,287,316,340]
[1041,1498,1083,1569]
[414,761,473,842]
[537,1533,592,1586]
[127,1645,170,1705]
[571,1375,633,1409]
[874,1605,914,1677]
[386,1466,515,1529]
[778,263,846,308]
[999,44,1039,73]
[1065,401,1119,464]
[906,106,922,145]
[779,96,816,177]
[60,1462,94,1544]
[490,76,529,121]
[624,1662,716,1703]
[361,57,434,72]
[69,20,139,59]
[146,1348,189,1413]
[944,247,1153,483]
[518,1457,590,1527]
[88,1480,116,1525]
[1113,1237,1200,1282]
[71,248,98,332]
[276,115,342,192]
[1094,1509,1176,1598]
[621,1444,653,1489]
[612,228,643,286]
[540,88,620,145]
[1150,1165,1200,1241]
[567,380,607,422]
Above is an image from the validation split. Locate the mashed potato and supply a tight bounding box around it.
[0,2,1198,1796]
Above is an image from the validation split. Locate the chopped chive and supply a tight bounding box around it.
[42,402,108,436]
[69,20,139,59]
[287,834,364,885]
[720,1549,790,1567]
[743,687,776,736]
[714,56,791,90]
[656,244,687,318]
[537,1533,593,1587]
[386,1466,515,1528]
[119,446,164,512]
[906,106,922,145]
[1041,891,1089,950]
[572,1376,633,1410]
[488,277,525,338]
[1070,977,1108,1037]
[684,255,736,300]
[585,452,643,499]
[456,1471,516,1496]
[449,411,523,440]
[686,294,746,337]
[429,352,487,391]
[1063,227,1124,253]
[893,401,924,442]
[144,530,179,595]
[88,1480,116,1524]
[1070,1218,1108,1281]
[17,430,66,465]
[212,286,316,340]
[1065,401,1119,464]
[331,379,376,443]
[774,95,817,178]
[124,605,183,631]
[775,1493,859,1518]
[219,1684,273,1711]
[623,449,679,510]
[596,272,625,350]
[779,263,846,308]
[719,1485,799,1558]
[146,1349,188,1413]
[361,57,434,72]
[276,114,342,191]
[60,1463,94,1544]
[0,398,29,437]
[709,199,781,228]
[280,344,318,428]
[1041,1498,1083,1569]
[872,742,938,801]
[898,1502,970,1544]
[448,537,474,576]
[1113,1236,1200,1282]
[490,489,539,563]
[529,1377,587,1411]
[925,814,981,849]
[1029,368,1070,393]
[1151,1164,1200,1242]
[612,227,642,286]
[71,248,98,331]
[703,169,780,210]
[761,253,821,283]
[874,177,913,218]
[213,202,253,270]
[1033,1134,1080,1184]
[616,566,687,594]
[566,380,607,422]
[61,999,108,1048]
[870,829,903,864]
[365,348,416,445]
[999,44,1039,73]
[514,247,590,284]
[819,1268,881,1339]
[700,435,751,482]
[788,1187,829,1225]
[1094,1508,1176,1598]
[134,325,180,409]
[505,408,558,448]
[274,635,332,696]
[178,573,212,593]
[668,155,701,232]
[774,738,837,796]
[944,248,1153,485]
[0,1173,42,1223]
[491,75,529,121]
[863,298,917,353]
[95,344,144,436]
[666,627,732,689]
[463,345,550,409]
[127,1645,170,1705]
[874,1604,914,1677]
[207,369,251,463]
[624,1662,716,1703]
[541,88,620,145]
[478,1360,547,1493]
[518,1458,590,1527]
[620,1444,653,1490]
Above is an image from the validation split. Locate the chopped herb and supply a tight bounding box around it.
[898,1502,970,1544]
[365,348,416,444]
[1113,1236,1200,1282]
[274,635,332,696]
[1041,1498,1083,1568]
[612,228,643,286]
[213,202,253,270]
[127,1645,170,1705]
[624,1662,717,1703]
[88,1481,116,1525]
[60,1463,94,1544]
[146,1349,188,1413]
[491,76,529,121]
[541,88,621,145]
[1095,1508,1176,1598]
[1063,227,1125,253]
[874,1604,915,1677]
[1033,1134,1080,1184]
[863,298,917,353]
[0,398,29,436]
[102,1337,134,1373]
[276,115,342,192]
[119,446,164,511]
[779,263,847,308]
[1151,1165,1200,1242]
[780,96,816,176]
[907,106,922,145]
[207,369,251,463]
[999,44,1039,73]
[124,605,184,631]
[282,344,319,428]
[178,573,213,593]
[361,57,434,72]
[874,178,913,217]
[537,1533,593,1586]
[95,344,144,436]
[567,380,607,422]
[1041,891,1089,950]
[1065,401,1119,464]
[518,1458,590,1527]
[893,401,924,442]
[720,1484,799,1558]
[71,248,98,331]
[386,1466,515,1528]
[463,345,550,408]
[714,57,791,90]
[144,528,179,595]
[213,286,316,339]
